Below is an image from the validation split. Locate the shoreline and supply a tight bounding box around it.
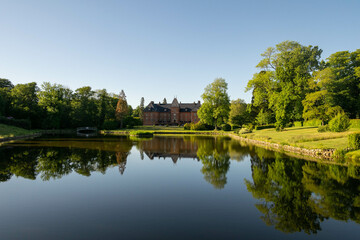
[2,129,357,165]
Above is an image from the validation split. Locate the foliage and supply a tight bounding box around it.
[256,109,273,125]
[237,128,252,134]
[129,130,153,137]
[9,82,42,128]
[303,119,323,127]
[324,50,360,118]
[350,119,360,129]
[115,90,128,128]
[123,116,142,128]
[253,41,323,129]
[229,99,249,127]
[317,125,329,132]
[38,82,73,129]
[348,133,360,150]
[190,121,214,131]
[328,113,351,132]
[102,120,119,130]
[255,124,275,130]
[198,78,230,128]
[0,116,31,130]
[221,123,231,131]
[183,123,191,130]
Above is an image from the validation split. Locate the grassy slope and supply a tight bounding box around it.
[0,124,36,139]
[242,126,360,161]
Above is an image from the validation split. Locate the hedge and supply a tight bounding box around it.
[0,116,31,129]
[348,133,360,150]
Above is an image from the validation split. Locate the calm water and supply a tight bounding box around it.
[1,135,360,239]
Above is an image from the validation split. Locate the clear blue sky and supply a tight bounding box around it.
[1,0,359,107]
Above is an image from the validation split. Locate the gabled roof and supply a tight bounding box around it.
[144,98,201,112]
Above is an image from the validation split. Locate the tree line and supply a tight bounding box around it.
[0,80,144,129]
[198,41,360,130]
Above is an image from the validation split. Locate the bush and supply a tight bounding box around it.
[350,119,360,129]
[317,125,329,132]
[242,123,254,131]
[184,123,191,130]
[348,133,360,150]
[123,116,142,128]
[329,113,351,132]
[231,124,241,130]
[294,121,302,127]
[102,120,118,130]
[0,116,31,129]
[303,119,322,127]
[129,130,153,137]
[221,123,231,131]
[237,128,252,134]
[255,124,275,130]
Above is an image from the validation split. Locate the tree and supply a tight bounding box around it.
[324,50,360,118]
[9,82,42,128]
[0,78,13,116]
[198,78,230,129]
[71,86,97,127]
[229,98,249,127]
[38,82,73,129]
[250,41,322,130]
[140,97,145,120]
[115,90,128,128]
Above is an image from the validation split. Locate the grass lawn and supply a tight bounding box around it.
[0,124,37,139]
[243,126,360,150]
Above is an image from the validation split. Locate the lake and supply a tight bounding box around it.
[0,135,359,239]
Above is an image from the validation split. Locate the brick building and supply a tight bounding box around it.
[143,98,201,125]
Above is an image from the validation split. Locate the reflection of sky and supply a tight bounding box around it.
[0,140,360,239]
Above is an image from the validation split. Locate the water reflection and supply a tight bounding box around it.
[245,148,360,234]
[1,135,360,235]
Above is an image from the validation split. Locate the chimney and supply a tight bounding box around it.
[198,101,201,105]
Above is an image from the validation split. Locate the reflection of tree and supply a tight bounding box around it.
[302,163,360,224]
[245,156,324,234]
[197,137,230,189]
[245,154,360,234]
[0,137,133,182]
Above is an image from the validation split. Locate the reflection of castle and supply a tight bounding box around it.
[140,137,199,163]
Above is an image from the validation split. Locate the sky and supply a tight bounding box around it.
[0,0,359,107]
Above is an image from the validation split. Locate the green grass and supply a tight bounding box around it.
[242,126,360,150]
[0,124,37,139]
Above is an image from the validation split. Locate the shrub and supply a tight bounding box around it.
[328,113,351,132]
[348,133,360,150]
[231,124,241,130]
[129,130,153,137]
[191,122,206,130]
[237,128,252,134]
[183,123,192,130]
[221,123,231,131]
[350,119,360,129]
[303,119,322,127]
[0,116,31,129]
[294,121,302,127]
[255,124,275,130]
[102,120,118,130]
[242,123,254,131]
[317,125,329,132]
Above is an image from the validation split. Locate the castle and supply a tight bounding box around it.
[143,98,201,125]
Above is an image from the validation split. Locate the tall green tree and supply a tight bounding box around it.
[324,50,360,118]
[229,98,249,127]
[71,86,97,127]
[9,82,42,128]
[0,78,13,116]
[38,82,73,129]
[198,78,230,129]
[250,41,322,129]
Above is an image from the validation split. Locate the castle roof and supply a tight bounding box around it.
[144,98,201,112]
